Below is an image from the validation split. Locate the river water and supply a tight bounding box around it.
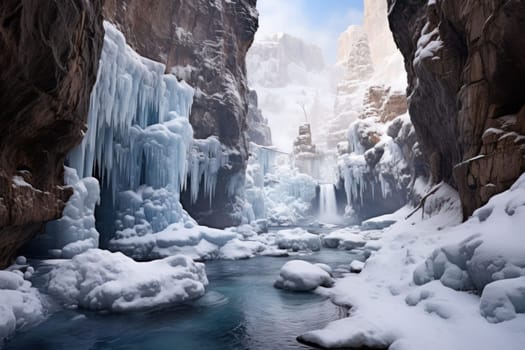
[6,245,355,350]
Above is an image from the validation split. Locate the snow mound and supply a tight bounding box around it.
[218,239,266,260]
[0,264,44,342]
[274,260,334,292]
[480,277,525,323]
[350,260,365,273]
[322,228,365,250]
[275,228,321,252]
[45,249,208,312]
[414,174,525,292]
[109,220,239,261]
[298,316,394,349]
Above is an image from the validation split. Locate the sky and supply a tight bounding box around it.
[255,0,364,64]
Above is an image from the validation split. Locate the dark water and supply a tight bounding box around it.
[6,249,354,350]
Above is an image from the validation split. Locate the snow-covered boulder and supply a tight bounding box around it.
[275,228,321,252]
[350,260,365,273]
[480,277,525,323]
[322,228,365,250]
[0,265,44,341]
[218,239,266,260]
[45,249,208,312]
[274,260,335,292]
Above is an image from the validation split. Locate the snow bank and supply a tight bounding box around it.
[275,228,321,252]
[45,249,208,312]
[321,228,365,249]
[300,180,525,349]
[414,174,525,292]
[274,260,334,292]
[0,262,44,342]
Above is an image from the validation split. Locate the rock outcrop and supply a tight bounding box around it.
[388,0,525,218]
[333,0,417,221]
[0,0,104,268]
[104,0,258,227]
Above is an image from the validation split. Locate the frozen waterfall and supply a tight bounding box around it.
[58,21,224,253]
[319,184,339,224]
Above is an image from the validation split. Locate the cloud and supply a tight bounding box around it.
[255,0,364,63]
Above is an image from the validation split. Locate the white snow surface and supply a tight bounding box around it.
[300,176,525,349]
[322,228,365,249]
[45,249,208,312]
[274,260,334,292]
[275,228,321,252]
[0,261,44,342]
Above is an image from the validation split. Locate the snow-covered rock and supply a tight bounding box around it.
[275,228,321,252]
[274,260,335,292]
[218,239,266,260]
[0,266,44,342]
[45,249,208,312]
[480,277,525,323]
[322,228,365,250]
[350,260,365,273]
[109,219,242,261]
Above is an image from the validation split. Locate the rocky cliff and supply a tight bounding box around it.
[333,0,419,221]
[388,0,525,219]
[104,0,258,227]
[0,0,104,268]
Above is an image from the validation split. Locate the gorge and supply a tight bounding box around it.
[0,0,524,349]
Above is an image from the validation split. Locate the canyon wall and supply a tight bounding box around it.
[0,0,104,268]
[334,0,420,221]
[388,0,525,218]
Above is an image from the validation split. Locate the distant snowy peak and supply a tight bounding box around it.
[247,33,325,87]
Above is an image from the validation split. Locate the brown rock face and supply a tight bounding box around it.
[104,0,258,227]
[0,0,104,267]
[361,86,408,123]
[388,0,525,219]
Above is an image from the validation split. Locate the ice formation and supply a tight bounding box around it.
[244,144,318,226]
[319,184,339,223]
[338,115,410,208]
[274,260,334,292]
[29,167,100,258]
[45,249,208,312]
[62,22,225,255]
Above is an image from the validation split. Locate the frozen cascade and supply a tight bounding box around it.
[319,184,339,223]
[62,22,223,252]
[68,21,195,199]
